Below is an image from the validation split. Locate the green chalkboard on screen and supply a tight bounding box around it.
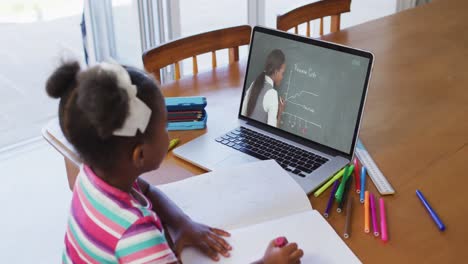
[243,32,370,153]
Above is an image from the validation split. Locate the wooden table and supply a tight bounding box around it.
[43,0,468,262]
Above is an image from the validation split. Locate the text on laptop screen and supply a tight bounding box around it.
[240,31,370,154]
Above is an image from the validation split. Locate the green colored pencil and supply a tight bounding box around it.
[335,165,355,202]
[313,167,347,197]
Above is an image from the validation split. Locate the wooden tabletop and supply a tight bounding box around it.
[43,0,468,262]
[314,0,468,262]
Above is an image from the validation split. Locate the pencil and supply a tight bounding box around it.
[337,175,353,213]
[380,198,388,242]
[416,189,446,231]
[168,138,180,152]
[313,167,346,197]
[364,191,370,233]
[335,165,354,202]
[360,167,367,203]
[370,192,380,237]
[344,197,353,239]
[353,158,361,194]
[324,180,340,218]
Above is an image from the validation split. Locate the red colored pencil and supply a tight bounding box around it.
[353,158,361,193]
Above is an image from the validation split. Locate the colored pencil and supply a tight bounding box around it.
[337,175,353,213]
[370,192,380,237]
[364,191,370,233]
[344,197,353,239]
[360,167,366,203]
[168,138,180,151]
[354,158,361,193]
[380,198,388,242]
[335,165,354,202]
[416,189,446,231]
[324,180,340,218]
[313,167,346,197]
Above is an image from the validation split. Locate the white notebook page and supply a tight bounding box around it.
[157,160,312,230]
[181,210,361,264]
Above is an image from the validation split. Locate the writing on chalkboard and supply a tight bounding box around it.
[281,64,323,136]
[294,64,317,79]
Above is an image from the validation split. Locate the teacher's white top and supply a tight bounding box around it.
[241,75,278,127]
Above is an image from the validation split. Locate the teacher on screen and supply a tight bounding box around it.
[241,49,286,127]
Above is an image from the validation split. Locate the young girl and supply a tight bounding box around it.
[47,61,303,263]
[241,49,287,128]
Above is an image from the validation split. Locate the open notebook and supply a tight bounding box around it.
[157,160,360,264]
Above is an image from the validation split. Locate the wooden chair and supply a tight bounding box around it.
[143,25,251,82]
[276,0,351,37]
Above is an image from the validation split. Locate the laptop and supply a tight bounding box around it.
[173,26,374,194]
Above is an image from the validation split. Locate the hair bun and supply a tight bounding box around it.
[46,61,80,98]
[76,67,130,139]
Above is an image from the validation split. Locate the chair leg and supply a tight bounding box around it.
[331,15,341,33]
[320,18,324,36]
[65,157,79,191]
[229,47,239,63]
[175,62,181,80]
[192,56,198,75]
[211,51,217,68]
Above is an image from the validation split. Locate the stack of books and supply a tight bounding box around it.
[165,96,207,130]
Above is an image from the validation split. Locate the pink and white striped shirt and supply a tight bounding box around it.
[62,165,178,263]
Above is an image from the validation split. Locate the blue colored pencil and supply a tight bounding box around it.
[416,189,446,231]
[360,166,366,203]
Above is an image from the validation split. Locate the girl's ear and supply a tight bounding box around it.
[274,69,281,78]
[272,70,279,83]
[132,144,145,169]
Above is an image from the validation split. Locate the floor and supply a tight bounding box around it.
[0,142,71,263]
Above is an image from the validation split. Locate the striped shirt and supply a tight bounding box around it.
[63,165,178,264]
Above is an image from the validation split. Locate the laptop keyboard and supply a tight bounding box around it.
[215,127,329,177]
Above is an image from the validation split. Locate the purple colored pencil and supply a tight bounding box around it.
[324,180,340,218]
[370,192,380,237]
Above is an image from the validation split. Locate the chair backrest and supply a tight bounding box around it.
[276,0,351,37]
[143,25,252,82]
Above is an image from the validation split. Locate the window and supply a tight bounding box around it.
[0,0,84,149]
[177,0,248,75]
[87,0,396,81]
[111,0,143,67]
[266,0,327,37]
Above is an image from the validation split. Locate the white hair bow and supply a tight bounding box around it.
[98,62,152,137]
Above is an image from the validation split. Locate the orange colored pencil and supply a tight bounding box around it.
[364,191,370,233]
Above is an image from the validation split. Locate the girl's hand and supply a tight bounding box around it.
[279,96,286,113]
[277,96,286,126]
[172,220,232,261]
[260,239,304,264]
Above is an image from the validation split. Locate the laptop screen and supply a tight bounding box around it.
[239,27,372,156]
